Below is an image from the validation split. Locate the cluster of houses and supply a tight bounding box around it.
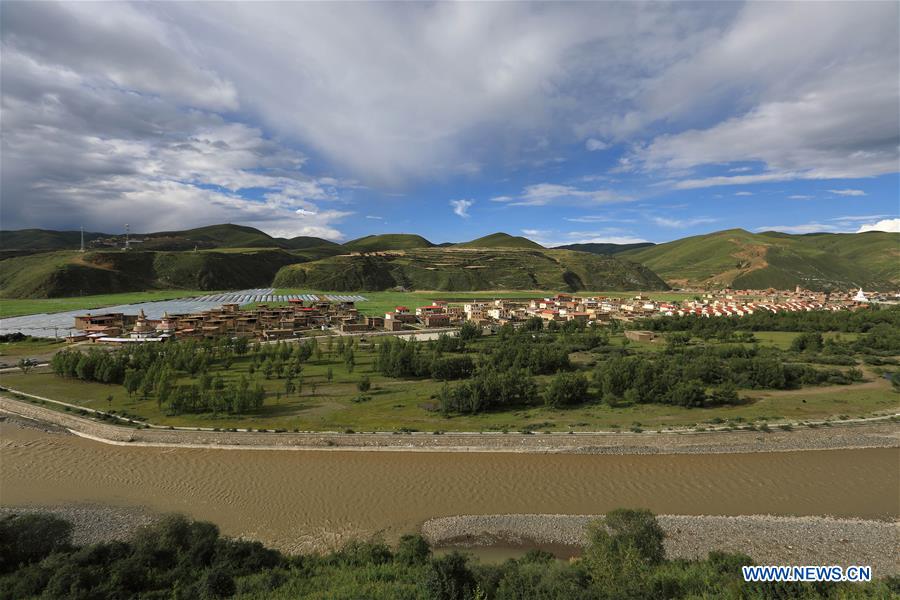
[69,299,366,344]
[68,286,890,345]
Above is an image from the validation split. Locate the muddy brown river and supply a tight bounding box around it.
[1,424,898,552]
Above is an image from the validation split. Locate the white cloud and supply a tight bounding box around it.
[734,191,753,196]
[585,138,610,151]
[755,223,837,234]
[522,228,649,247]
[450,199,474,218]
[828,189,867,197]
[498,183,632,207]
[651,216,718,228]
[365,215,384,220]
[857,218,900,233]
[789,195,813,200]
[564,215,637,224]
[623,2,898,188]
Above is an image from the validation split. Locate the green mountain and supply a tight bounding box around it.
[621,229,900,290]
[1,224,340,253]
[342,234,434,252]
[456,232,544,249]
[0,229,108,251]
[556,242,655,255]
[273,247,668,292]
[0,249,305,298]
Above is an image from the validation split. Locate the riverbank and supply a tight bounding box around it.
[2,395,898,454]
[4,503,896,576]
[424,514,900,576]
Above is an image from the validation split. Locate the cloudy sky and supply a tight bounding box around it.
[1,1,898,244]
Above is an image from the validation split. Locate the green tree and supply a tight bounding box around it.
[357,375,371,393]
[425,552,476,600]
[543,372,589,408]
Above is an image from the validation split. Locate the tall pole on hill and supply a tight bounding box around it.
[124,223,130,251]
[80,226,85,252]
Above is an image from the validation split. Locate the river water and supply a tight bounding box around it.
[1,424,897,553]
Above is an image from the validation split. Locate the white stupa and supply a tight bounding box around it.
[853,288,868,302]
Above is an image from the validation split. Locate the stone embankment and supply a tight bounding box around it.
[2,395,899,454]
[423,514,900,575]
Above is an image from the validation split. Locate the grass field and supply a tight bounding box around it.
[0,290,211,318]
[0,337,66,361]
[4,334,895,432]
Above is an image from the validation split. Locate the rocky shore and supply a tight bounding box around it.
[2,395,899,455]
[423,514,900,575]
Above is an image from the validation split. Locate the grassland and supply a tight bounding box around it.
[273,247,669,292]
[621,229,900,290]
[0,290,212,318]
[3,331,895,432]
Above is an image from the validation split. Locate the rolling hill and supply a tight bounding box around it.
[273,247,668,292]
[0,248,306,298]
[0,229,108,252]
[621,229,900,291]
[555,242,655,255]
[342,234,434,252]
[456,232,544,249]
[1,224,341,254]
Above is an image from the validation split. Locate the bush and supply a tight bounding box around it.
[0,514,72,573]
[543,372,589,408]
[425,552,476,600]
[395,534,431,566]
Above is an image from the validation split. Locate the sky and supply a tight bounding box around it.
[1,1,898,245]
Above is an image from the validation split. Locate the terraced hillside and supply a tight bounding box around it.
[0,249,305,298]
[621,229,900,290]
[455,232,544,249]
[273,247,669,292]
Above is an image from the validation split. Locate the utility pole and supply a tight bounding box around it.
[80,226,85,252]
[124,223,130,251]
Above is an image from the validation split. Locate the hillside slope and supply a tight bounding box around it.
[556,242,655,255]
[273,247,668,292]
[0,249,305,298]
[0,229,108,251]
[621,229,899,290]
[456,232,544,249]
[342,234,434,252]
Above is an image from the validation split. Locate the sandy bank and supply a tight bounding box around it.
[423,514,900,575]
[2,395,898,455]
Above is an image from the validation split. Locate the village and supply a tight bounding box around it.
[64,286,893,345]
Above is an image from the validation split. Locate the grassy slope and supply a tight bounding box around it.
[0,229,109,251]
[0,248,309,299]
[455,232,544,249]
[622,229,900,290]
[342,234,434,252]
[273,247,670,292]
[4,333,894,432]
[555,242,655,255]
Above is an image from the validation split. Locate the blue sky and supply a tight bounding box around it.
[2,1,898,244]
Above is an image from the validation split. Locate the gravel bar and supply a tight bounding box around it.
[0,504,161,546]
[423,514,900,576]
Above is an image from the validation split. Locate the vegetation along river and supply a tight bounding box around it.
[1,423,897,554]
